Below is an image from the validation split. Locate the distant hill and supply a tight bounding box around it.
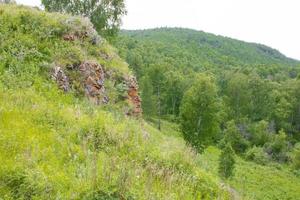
[116,28,299,74]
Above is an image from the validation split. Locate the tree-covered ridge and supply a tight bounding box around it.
[117,28,299,73]
[115,27,300,168]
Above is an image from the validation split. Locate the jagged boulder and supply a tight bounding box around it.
[79,61,108,105]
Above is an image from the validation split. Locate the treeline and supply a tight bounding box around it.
[115,28,300,169]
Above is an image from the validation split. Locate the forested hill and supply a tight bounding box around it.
[116,28,299,74]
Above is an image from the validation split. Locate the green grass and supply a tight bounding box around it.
[0,84,230,199]
[0,4,229,199]
[197,147,300,200]
[3,4,298,200]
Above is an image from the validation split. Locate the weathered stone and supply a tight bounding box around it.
[63,34,76,41]
[51,61,142,117]
[51,66,70,92]
[79,61,108,105]
[125,75,142,117]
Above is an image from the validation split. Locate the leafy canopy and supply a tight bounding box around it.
[41,0,126,40]
[179,74,220,150]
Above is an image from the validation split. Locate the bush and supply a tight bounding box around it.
[291,143,300,170]
[250,120,272,146]
[264,130,290,162]
[221,120,249,153]
[245,146,270,165]
[219,144,235,179]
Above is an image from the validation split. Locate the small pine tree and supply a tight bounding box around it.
[219,144,235,179]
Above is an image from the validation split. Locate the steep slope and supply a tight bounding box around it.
[0,4,229,199]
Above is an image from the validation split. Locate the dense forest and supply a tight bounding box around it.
[115,28,300,165]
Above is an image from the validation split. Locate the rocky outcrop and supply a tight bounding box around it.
[79,61,108,105]
[125,76,142,117]
[60,17,142,114]
[52,63,142,116]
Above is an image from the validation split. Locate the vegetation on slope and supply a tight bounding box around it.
[198,147,300,200]
[115,27,300,199]
[0,4,229,199]
[116,28,299,75]
[116,27,300,164]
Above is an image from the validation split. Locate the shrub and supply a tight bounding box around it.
[264,130,290,162]
[291,143,300,170]
[250,120,272,146]
[219,144,235,179]
[245,146,270,165]
[221,120,249,153]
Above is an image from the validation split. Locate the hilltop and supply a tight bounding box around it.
[116,28,299,74]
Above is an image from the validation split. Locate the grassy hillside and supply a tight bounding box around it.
[0,4,229,199]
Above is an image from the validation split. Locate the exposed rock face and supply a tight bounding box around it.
[79,61,108,105]
[51,66,70,92]
[125,75,142,117]
[51,62,142,117]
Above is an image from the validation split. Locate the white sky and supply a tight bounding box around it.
[16,0,300,60]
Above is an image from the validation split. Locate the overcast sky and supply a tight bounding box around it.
[16,0,300,60]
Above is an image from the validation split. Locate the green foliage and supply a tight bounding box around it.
[218,144,235,179]
[41,0,126,40]
[140,75,154,116]
[1,4,300,199]
[245,146,270,165]
[250,120,272,146]
[264,130,290,162]
[179,74,220,149]
[198,146,300,200]
[0,87,230,199]
[115,27,300,164]
[0,4,230,199]
[291,143,300,170]
[221,120,249,153]
[223,73,251,119]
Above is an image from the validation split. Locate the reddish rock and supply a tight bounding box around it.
[63,34,76,41]
[79,61,108,105]
[51,62,142,117]
[125,75,142,117]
